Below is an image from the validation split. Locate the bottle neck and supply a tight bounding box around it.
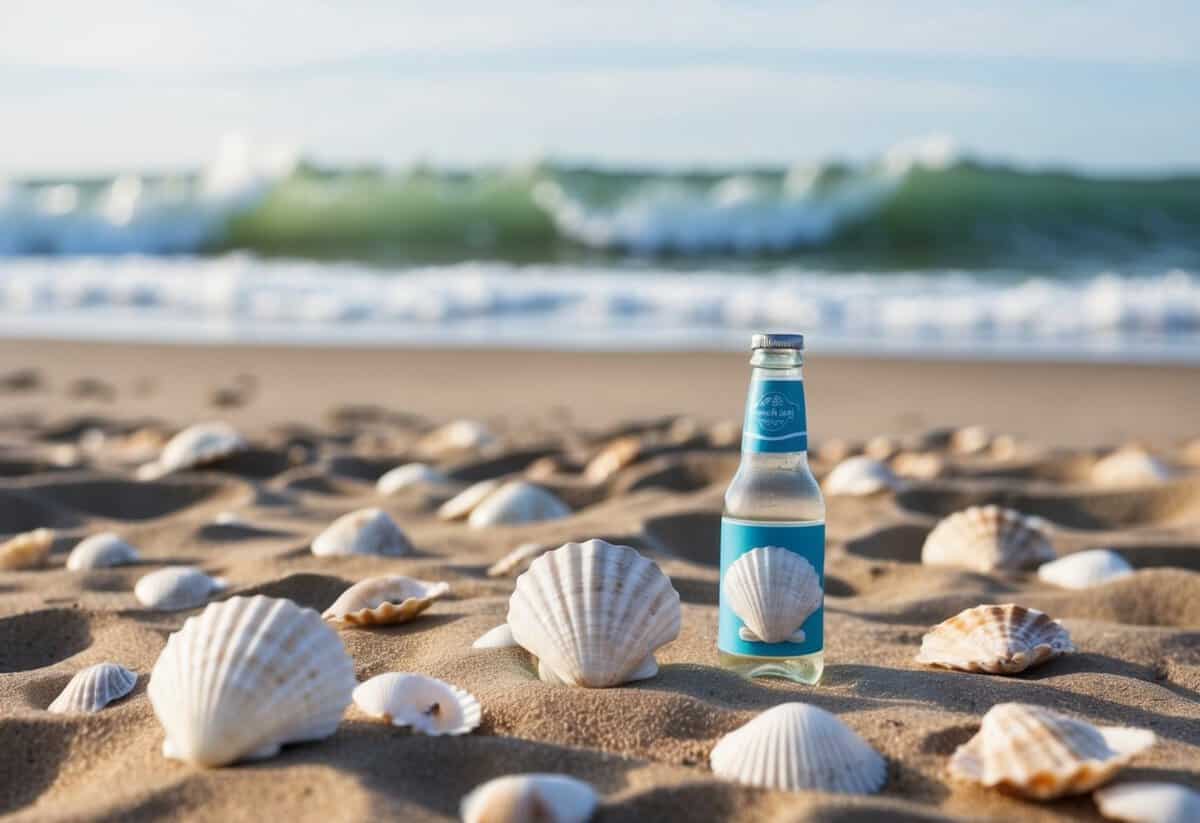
[742,349,808,456]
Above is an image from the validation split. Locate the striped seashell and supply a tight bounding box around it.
[322,576,449,627]
[352,673,480,735]
[134,566,227,611]
[916,604,1074,674]
[1037,549,1133,590]
[921,505,1054,572]
[67,532,140,570]
[48,663,137,713]
[823,457,897,496]
[0,528,54,570]
[311,508,412,557]
[460,774,598,823]
[724,546,822,644]
[136,421,246,480]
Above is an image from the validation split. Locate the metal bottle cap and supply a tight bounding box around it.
[751,333,805,351]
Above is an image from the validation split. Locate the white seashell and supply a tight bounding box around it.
[951,425,992,455]
[990,434,1020,461]
[921,505,1055,572]
[710,703,886,795]
[0,528,54,570]
[136,421,247,480]
[376,463,451,495]
[472,624,518,649]
[47,663,137,713]
[149,595,356,767]
[507,539,680,688]
[1094,781,1200,823]
[487,542,551,578]
[467,482,571,529]
[891,451,947,481]
[416,420,495,457]
[322,576,449,627]
[823,457,897,496]
[437,479,502,521]
[311,508,412,557]
[723,546,822,644]
[352,673,480,735]
[864,435,900,461]
[1091,448,1171,487]
[134,566,227,611]
[916,604,1074,674]
[584,436,641,482]
[67,532,140,570]
[460,774,598,823]
[948,702,1156,800]
[213,511,242,525]
[1037,550,1134,590]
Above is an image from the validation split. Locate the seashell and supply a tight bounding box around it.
[467,481,570,528]
[916,604,1074,674]
[1037,550,1134,590]
[67,532,140,570]
[948,702,1155,799]
[710,703,886,795]
[460,774,599,823]
[473,623,518,649]
[213,510,242,525]
[1092,448,1171,487]
[136,421,247,480]
[437,479,502,521]
[921,505,1055,572]
[311,508,412,557]
[951,425,992,455]
[416,419,495,457]
[723,546,822,644]
[487,542,551,578]
[48,662,137,713]
[352,672,480,735]
[584,436,642,482]
[823,457,897,496]
[864,435,900,461]
[708,419,741,448]
[375,462,451,495]
[891,451,946,480]
[990,434,1020,461]
[524,455,563,480]
[149,596,356,767]
[134,566,227,610]
[1094,781,1200,823]
[322,576,449,627]
[1182,438,1200,468]
[0,528,54,570]
[507,539,680,688]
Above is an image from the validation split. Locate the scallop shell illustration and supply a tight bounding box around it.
[467,481,571,528]
[47,662,137,714]
[322,576,449,627]
[1094,781,1200,823]
[921,505,1055,572]
[724,546,822,644]
[415,419,495,457]
[375,463,451,495]
[1091,447,1171,487]
[0,528,54,570]
[352,673,481,735]
[67,532,140,570]
[823,456,897,496]
[710,703,886,795]
[437,478,502,521]
[460,774,599,823]
[916,604,1074,674]
[472,623,518,649]
[148,595,356,767]
[507,539,681,688]
[948,703,1156,800]
[311,508,412,557]
[136,421,247,480]
[584,436,641,482]
[487,541,551,578]
[1037,550,1134,590]
[134,566,227,611]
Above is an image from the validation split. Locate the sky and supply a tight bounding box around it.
[2,1,1198,176]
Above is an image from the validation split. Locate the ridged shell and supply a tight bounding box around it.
[460,774,599,823]
[136,421,247,480]
[823,457,897,496]
[584,436,641,482]
[467,481,571,528]
[921,505,1055,572]
[710,703,886,795]
[473,623,518,649]
[948,703,1156,800]
[507,539,681,688]
[322,576,449,627]
[148,595,356,767]
[0,528,54,570]
[916,604,1074,674]
[416,420,495,457]
[134,566,226,610]
[1037,550,1134,590]
[487,542,551,578]
[1091,448,1171,487]
[311,508,412,557]
[47,663,137,713]
[352,673,480,735]
[723,546,822,644]
[1094,781,1200,823]
[67,532,140,570]
[375,463,451,495]
[437,479,502,521]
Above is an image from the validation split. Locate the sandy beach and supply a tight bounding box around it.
[1,339,1198,822]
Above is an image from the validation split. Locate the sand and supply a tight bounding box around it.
[0,339,1198,822]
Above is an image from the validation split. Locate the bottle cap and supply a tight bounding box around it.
[751,333,805,351]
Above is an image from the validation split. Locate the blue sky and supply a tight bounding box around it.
[3,1,1198,175]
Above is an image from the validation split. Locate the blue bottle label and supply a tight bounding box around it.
[719,518,825,658]
[742,378,808,453]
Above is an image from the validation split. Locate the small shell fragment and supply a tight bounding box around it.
[311,508,412,557]
[352,673,481,735]
[67,533,140,570]
[136,421,247,480]
[322,576,449,627]
[823,457,897,496]
[487,542,551,578]
[376,463,451,495]
[1094,781,1200,823]
[916,604,1074,674]
[460,774,599,823]
[48,662,137,713]
[0,528,54,570]
[134,566,227,611]
[921,505,1054,572]
[1037,550,1134,590]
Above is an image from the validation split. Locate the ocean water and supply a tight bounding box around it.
[2,138,1199,359]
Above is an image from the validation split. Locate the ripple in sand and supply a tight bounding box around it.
[25,475,251,521]
[0,609,91,672]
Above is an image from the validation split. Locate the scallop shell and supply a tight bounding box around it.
[1091,448,1171,487]
[723,546,822,644]
[1094,781,1200,823]
[148,595,356,767]
[948,703,1155,799]
[710,703,886,795]
[507,539,681,688]
[823,457,897,496]
[472,623,518,649]
[921,505,1055,572]
[1037,550,1134,590]
[460,774,598,823]
[437,479,502,521]
[891,451,947,480]
[134,566,227,611]
[352,673,480,735]
[67,532,140,570]
[0,528,54,570]
[416,419,495,457]
[467,481,571,528]
[916,604,1074,674]
[311,508,412,557]
[584,436,641,482]
[322,576,449,627]
[136,421,247,480]
[375,463,451,495]
[487,542,551,578]
[47,663,137,713]
[951,425,992,455]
